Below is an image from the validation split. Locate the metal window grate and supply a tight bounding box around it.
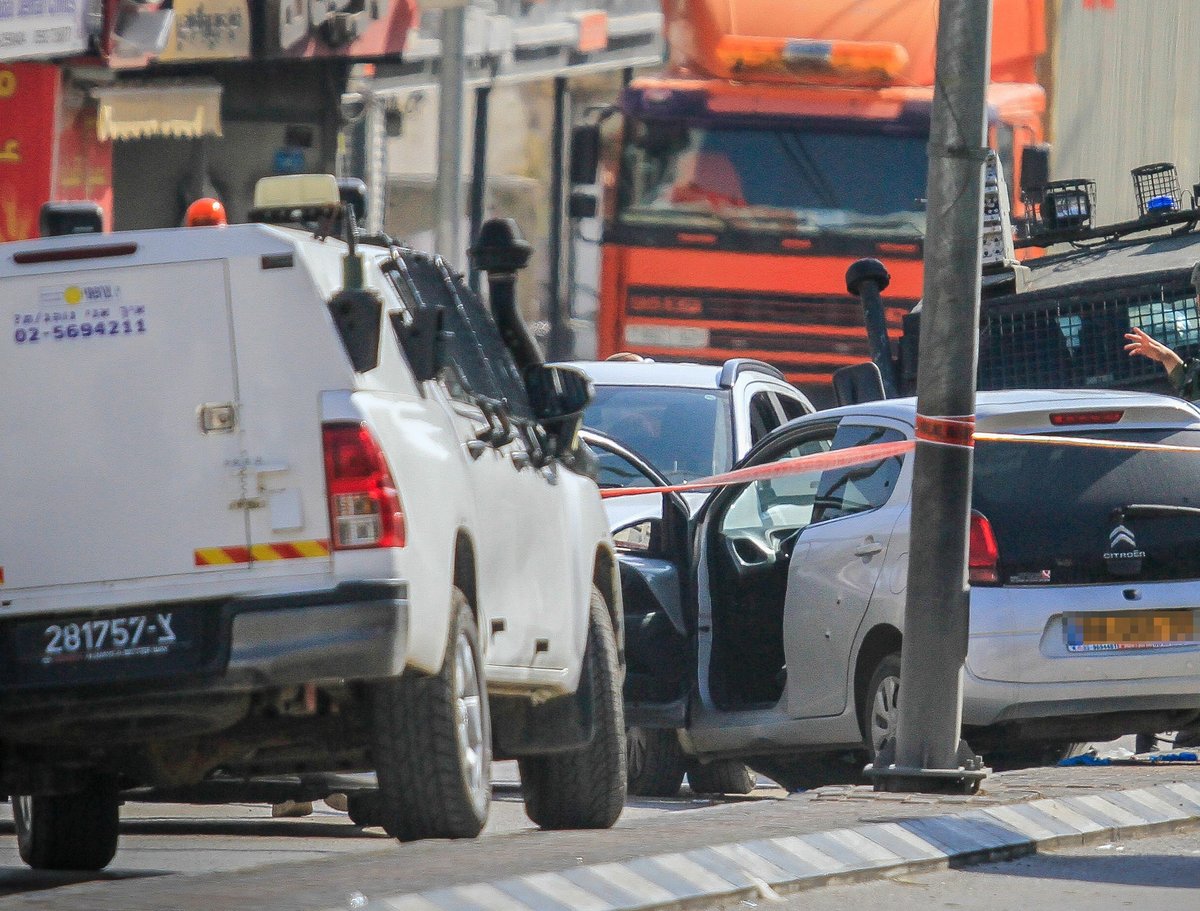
[978,281,1200,391]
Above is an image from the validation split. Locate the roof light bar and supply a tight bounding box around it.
[714,36,908,86]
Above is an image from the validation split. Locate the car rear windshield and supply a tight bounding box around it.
[973,427,1200,585]
[584,386,731,484]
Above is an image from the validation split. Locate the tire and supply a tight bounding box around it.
[687,759,756,795]
[519,588,627,829]
[14,784,120,871]
[370,589,491,841]
[346,791,382,828]
[862,652,902,761]
[627,727,687,797]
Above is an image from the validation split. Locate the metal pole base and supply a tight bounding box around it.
[865,739,990,795]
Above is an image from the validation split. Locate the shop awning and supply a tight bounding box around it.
[93,81,223,141]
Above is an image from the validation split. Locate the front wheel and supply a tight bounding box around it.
[687,760,756,795]
[14,783,120,871]
[519,588,627,829]
[627,727,686,797]
[370,589,491,841]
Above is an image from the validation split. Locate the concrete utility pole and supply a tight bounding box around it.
[866,0,991,793]
[435,5,467,267]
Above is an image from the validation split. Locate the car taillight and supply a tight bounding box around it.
[322,423,406,550]
[968,510,1000,585]
[1049,410,1123,426]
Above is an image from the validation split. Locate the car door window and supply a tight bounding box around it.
[748,390,781,444]
[774,391,811,422]
[812,423,906,523]
[720,432,835,543]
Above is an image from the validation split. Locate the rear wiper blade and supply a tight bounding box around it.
[1111,503,1200,523]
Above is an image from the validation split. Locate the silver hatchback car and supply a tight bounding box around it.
[614,389,1200,788]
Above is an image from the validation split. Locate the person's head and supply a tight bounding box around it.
[606,352,653,363]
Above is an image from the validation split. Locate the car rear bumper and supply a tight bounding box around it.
[0,580,410,697]
[963,666,1200,730]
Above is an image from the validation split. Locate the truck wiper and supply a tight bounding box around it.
[1111,503,1200,523]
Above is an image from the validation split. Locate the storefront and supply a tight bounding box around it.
[0,1,111,241]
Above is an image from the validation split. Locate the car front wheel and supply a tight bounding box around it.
[519,587,627,829]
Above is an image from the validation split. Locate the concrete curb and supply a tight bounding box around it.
[349,780,1200,911]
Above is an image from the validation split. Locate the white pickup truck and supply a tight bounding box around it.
[0,176,624,870]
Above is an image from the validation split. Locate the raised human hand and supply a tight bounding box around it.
[1124,326,1183,371]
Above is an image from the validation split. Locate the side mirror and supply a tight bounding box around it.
[328,288,383,373]
[393,307,445,383]
[832,362,886,407]
[1020,143,1052,194]
[526,364,594,457]
[570,124,601,185]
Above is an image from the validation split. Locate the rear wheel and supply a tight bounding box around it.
[687,760,755,795]
[520,588,626,829]
[14,783,120,871]
[370,589,491,841]
[627,727,687,797]
[863,652,902,760]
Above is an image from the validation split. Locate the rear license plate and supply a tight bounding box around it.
[7,607,206,686]
[1066,610,1197,652]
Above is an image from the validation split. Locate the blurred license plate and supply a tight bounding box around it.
[1066,611,1197,652]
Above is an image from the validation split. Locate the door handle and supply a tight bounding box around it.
[466,439,489,460]
[854,539,884,557]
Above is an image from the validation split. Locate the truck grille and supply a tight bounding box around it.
[625,288,915,400]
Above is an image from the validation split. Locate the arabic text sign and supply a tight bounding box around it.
[0,0,88,62]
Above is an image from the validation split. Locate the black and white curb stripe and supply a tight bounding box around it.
[347,781,1200,911]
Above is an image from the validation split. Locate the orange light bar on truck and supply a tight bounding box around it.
[714,37,909,86]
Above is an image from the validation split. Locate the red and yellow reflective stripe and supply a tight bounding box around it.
[194,539,330,566]
[0,566,5,585]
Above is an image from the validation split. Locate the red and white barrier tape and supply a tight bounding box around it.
[599,428,1200,499]
[600,439,913,498]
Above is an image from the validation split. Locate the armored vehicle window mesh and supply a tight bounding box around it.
[448,273,533,420]
[399,254,505,404]
[978,280,1200,391]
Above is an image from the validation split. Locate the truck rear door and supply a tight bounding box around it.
[0,260,250,590]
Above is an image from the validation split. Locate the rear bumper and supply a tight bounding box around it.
[963,666,1200,732]
[0,580,410,697]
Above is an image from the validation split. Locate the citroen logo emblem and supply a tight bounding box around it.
[1109,525,1137,550]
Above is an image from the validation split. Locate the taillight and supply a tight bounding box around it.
[322,423,406,549]
[1049,410,1123,426]
[968,510,1000,585]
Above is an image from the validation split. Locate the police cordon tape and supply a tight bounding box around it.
[598,430,1200,498]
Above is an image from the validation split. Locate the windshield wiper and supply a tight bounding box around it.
[1111,504,1200,523]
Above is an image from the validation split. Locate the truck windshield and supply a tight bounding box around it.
[617,120,928,237]
[584,386,732,484]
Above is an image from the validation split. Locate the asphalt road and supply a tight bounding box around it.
[720,826,1200,910]
[2,749,1196,911]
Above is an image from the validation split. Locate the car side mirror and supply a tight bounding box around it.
[570,124,601,185]
[393,306,445,383]
[832,361,886,406]
[328,288,383,373]
[526,364,594,457]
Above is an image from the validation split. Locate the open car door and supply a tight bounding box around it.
[584,429,694,727]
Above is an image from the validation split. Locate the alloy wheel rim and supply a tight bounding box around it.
[870,675,900,757]
[454,631,487,812]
